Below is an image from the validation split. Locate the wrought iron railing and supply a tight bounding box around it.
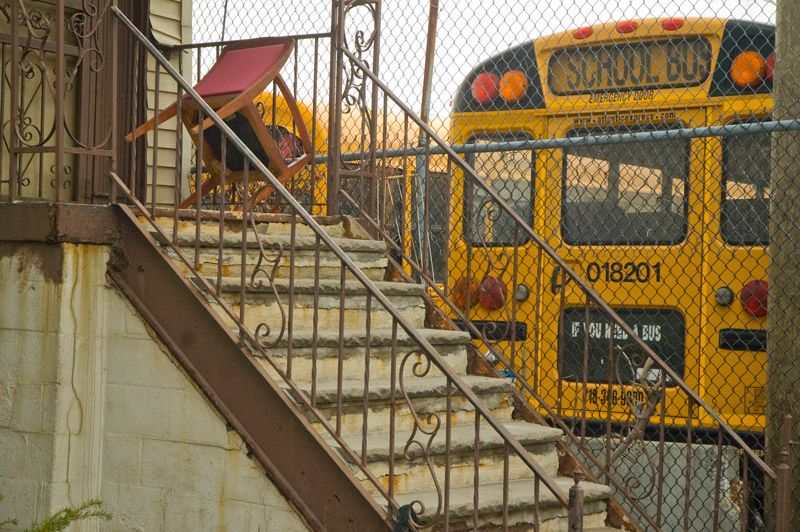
[331,46,795,531]
[0,0,119,203]
[108,7,586,530]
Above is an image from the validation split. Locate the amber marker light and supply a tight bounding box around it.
[731,51,767,87]
[452,277,479,310]
[499,71,528,103]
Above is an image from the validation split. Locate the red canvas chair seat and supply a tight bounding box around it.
[127,37,312,209]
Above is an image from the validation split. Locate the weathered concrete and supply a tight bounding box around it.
[0,242,313,531]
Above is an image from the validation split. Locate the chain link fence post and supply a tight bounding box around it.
[769,0,800,526]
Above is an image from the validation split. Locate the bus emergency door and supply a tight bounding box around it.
[537,109,705,427]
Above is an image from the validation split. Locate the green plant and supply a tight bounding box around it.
[1,496,111,532]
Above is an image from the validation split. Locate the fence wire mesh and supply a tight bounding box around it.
[186,0,800,529]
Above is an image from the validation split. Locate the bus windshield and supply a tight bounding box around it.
[561,128,688,245]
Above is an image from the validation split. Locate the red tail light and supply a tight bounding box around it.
[740,280,768,317]
[471,73,500,104]
[478,276,508,310]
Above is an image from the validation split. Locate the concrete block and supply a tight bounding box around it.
[104,293,130,336]
[6,383,43,431]
[163,492,221,532]
[0,276,61,333]
[0,330,60,385]
[216,499,311,532]
[102,434,142,485]
[105,384,170,438]
[0,430,54,481]
[0,477,41,529]
[105,338,187,390]
[105,483,166,532]
[140,438,226,498]
[165,389,230,448]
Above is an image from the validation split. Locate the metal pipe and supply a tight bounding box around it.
[316,118,800,164]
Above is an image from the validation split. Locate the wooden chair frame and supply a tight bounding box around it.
[127,37,312,210]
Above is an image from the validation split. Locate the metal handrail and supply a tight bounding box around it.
[111,5,571,518]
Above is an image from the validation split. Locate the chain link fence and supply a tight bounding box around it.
[189,0,800,528]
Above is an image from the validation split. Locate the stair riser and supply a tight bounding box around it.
[310,392,515,437]
[360,447,560,495]
[440,504,608,532]
[168,248,387,281]
[219,293,426,331]
[257,349,469,383]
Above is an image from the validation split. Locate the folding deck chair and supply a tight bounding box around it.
[127,37,312,210]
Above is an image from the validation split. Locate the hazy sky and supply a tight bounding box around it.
[191,0,776,117]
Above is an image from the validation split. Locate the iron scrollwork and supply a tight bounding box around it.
[247,194,287,348]
[339,0,379,169]
[398,349,442,529]
[471,198,515,344]
[2,0,113,194]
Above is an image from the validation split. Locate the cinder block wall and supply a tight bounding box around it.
[0,242,313,532]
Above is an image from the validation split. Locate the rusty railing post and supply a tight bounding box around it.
[775,414,793,532]
[568,471,584,532]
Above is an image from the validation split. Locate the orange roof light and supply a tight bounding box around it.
[616,21,638,34]
[731,51,767,87]
[661,18,684,31]
[499,71,528,103]
[573,27,593,39]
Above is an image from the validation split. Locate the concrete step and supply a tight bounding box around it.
[333,421,563,495]
[394,476,613,531]
[206,276,428,331]
[147,214,373,241]
[253,327,470,382]
[160,229,388,281]
[282,375,516,437]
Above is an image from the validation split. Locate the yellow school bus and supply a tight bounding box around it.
[448,17,773,434]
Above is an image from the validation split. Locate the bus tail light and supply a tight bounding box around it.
[740,280,768,317]
[766,52,776,81]
[731,51,766,87]
[478,276,508,310]
[471,73,500,104]
[499,71,528,103]
[452,277,479,310]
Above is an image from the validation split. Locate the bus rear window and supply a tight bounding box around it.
[722,127,770,246]
[465,136,535,246]
[562,129,688,245]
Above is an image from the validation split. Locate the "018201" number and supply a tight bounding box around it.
[585,261,662,283]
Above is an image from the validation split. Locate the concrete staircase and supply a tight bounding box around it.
[152,214,622,532]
